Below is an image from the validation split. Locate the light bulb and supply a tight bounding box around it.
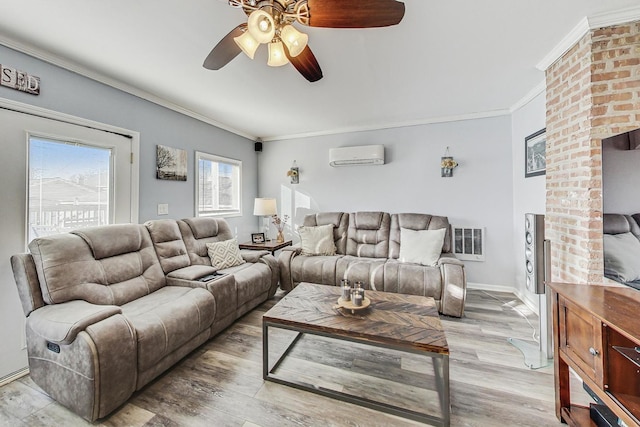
[280,25,308,57]
[247,10,275,44]
[268,40,289,67]
[234,31,259,59]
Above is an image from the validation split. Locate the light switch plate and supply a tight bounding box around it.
[158,203,169,215]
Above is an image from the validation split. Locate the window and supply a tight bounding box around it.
[196,151,242,217]
[28,136,113,242]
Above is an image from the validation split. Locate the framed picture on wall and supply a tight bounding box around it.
[525,128,546,178]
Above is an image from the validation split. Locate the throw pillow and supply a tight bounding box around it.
[399,227,447,266]
[298,224,336,256]
[603,232,640,283]
[206,239,245,269]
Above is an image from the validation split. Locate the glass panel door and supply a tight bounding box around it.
[28,136,113,242]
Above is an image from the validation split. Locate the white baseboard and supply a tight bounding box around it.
[467,282,539,315]
[0,367,29,387]
[467,281,516,293]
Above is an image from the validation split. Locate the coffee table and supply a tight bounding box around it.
[262,282,450,426]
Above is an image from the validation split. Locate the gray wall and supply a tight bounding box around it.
[258,116,516,287]
[0,44,258,378]
[510,91,546,310]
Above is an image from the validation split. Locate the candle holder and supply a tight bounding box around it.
[340,279,351,301]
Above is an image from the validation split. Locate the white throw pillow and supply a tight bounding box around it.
[399,227,447,266]
[298,224,336,256]
[206,239,245,269]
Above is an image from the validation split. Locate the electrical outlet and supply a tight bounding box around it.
[157,203,169,215]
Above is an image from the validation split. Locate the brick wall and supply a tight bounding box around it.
[545,22,640,283]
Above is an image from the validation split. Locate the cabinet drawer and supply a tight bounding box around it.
[558,296,603,386]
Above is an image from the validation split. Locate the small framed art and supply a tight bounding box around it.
[525,128,546,178]
[251,233,265,244]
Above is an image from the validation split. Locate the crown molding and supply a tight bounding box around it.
[0,35,256,141]
[536,6,640,71]
[259,109,511,142]
[509,79,546,113]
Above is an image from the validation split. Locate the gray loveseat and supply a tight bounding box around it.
[278,211,467,317]
[10,217,278,421]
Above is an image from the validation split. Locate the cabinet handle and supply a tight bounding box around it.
[589,347,599,356]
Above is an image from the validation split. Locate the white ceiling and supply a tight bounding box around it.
[0,1,639,141]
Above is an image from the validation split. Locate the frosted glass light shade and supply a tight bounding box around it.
[247,10,275,44]
[280,25,308,57]
[253,198,277,216]
[268,41,289,67]
[234,31,259,59]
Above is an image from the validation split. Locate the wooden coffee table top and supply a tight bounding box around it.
[263,282,449,355]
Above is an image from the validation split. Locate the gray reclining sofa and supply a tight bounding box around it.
[278,211,467,317]
[10,217,278,421]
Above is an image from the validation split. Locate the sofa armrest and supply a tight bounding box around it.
[437,254,464,267]
[439,260,467,317]
[277,248,301,291]
[29,300,121,345]
[240,249,270,263]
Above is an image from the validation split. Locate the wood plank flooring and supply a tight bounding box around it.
[0,289,591,426]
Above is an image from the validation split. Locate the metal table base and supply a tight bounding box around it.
[263,321,450,427]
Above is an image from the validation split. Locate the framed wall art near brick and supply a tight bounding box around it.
[525,128,546,178]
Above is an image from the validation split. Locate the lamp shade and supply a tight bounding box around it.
[247,10,275,44]
[234,31,260,59]
[253,198,277,216]
[267,40,289,67]
[280,25,308,57]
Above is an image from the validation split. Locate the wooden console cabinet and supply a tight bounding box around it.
[549,282,640,427]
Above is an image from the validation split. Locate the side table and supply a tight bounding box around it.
[239,240,292,256]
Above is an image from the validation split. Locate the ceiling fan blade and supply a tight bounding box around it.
[306,0,405,28]
[285,45,323,82]
[203,25,245,70]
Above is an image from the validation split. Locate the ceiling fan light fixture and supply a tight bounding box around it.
[234,30,260,59]
[247,10,275,44]
[267,40,289,67]
[280,25,308,57]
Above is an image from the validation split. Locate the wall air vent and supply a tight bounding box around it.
[452,225,485,261]
[329,144,385,167]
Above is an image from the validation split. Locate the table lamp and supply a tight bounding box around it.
[253,198,277,241]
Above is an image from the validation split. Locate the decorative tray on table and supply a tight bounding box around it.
[335,296,371,314]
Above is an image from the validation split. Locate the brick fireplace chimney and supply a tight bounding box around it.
[545,21,640,284]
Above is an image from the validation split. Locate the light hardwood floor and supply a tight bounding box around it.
[0,289,589,426]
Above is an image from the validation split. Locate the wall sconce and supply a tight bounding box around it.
[440,147,458,177]
[287,160,299,184]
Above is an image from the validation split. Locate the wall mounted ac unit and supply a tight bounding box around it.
[329,144,385,167]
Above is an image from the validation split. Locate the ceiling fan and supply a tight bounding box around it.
[203,0,406,82]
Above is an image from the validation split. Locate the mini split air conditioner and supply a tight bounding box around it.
[329,144,385,167]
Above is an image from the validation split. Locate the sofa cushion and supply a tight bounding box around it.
[604,232,640,282]
[298,224,336,256]
[121,286,215,371]
[145,219,191,274]
[335,255,386,291]
[383,260,443,299]
[389,213,452,258]
[29,225,166,305]
[219,263,272,308]
[291,255,342,286]
[346,212,391,258]
[303,212,349,255]
[178,218,235,265]
[399,227,446,266]
[207,239,245,269]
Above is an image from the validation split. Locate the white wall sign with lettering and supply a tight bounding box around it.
[1,64,40,95]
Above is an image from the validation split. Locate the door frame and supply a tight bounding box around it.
[0,97,140,227]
